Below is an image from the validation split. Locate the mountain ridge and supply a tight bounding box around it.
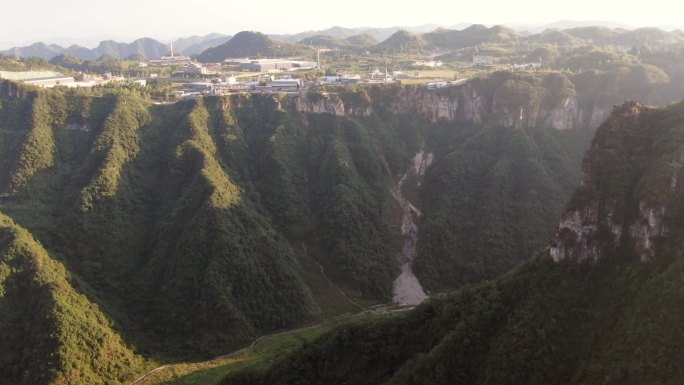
[2,61,684,383]
[0,77,599,384]
[221,99,684,385]
[0,34,229,61]
[4,23,684,62]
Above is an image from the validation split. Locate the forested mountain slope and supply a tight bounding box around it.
[0,75,600,383]
[223,101,684,385]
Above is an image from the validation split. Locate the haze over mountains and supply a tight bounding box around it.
[6,14,684,385]
[1,34,232,61]
[3,20,684,61]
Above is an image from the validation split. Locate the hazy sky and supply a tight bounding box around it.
[1,0,682,48]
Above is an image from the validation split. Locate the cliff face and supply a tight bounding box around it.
[551,101,684,262]
[294,92,346,115]
[293,72,613,130]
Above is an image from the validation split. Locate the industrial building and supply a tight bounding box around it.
[22,76,76,87]
[0,70,64,81]
[267,77,302,92]
[224,58,252,65]
[239,59,292,72]
[238,59,317,72]
[0,71,76,88]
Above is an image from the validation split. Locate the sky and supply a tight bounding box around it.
[1,0,682,49]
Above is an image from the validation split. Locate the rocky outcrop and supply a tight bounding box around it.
[291,81,611,131]
[550,101,679,263]
[393,85,611,130]
[551,200,667,262]
[629,202,667,260]
[293,92,346,116]
[389,84,486,124]
[550,205,602,262]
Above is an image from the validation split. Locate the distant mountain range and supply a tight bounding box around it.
[270,24,441,43]
[0,34,231,61]
[196,31,309,62]
[170,33,232,56]
[3,21,684,63]
[205,25,684,62]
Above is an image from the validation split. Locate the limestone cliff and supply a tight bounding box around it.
[294,92,345,115]
[550,101,684,262]
[291,72,613,130]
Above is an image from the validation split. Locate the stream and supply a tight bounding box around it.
[392,150,432,305]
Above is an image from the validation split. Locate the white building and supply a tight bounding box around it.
[0,71,76,87]
[472,55,494,66]
[340,75,361,84]
[267,77,302,92]
[22,76,75,88]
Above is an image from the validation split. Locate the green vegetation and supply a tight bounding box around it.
[0,82,429,382]
[197,31,313,63]
[216,99,684,385]
[559,47,640,72]
[49,54,153,78]
[345,34,378,48]
[222,252,684,385]
[571,64,670,106]
[0,212,149,385]
[93,38,168,60]
[136,311,393,385]
[0,85,319,375]
[219,253,587,385]
[299,35,350,50]
[0,55,68,72]
[0,75,599,373]
[0,72,650,384]
[232,102,405,299]
[374,31,426,54]
[414,120,592,291]
[5,22,684,385]
[422,24,521,50]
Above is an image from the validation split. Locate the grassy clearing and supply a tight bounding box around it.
[133,311,402,385]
